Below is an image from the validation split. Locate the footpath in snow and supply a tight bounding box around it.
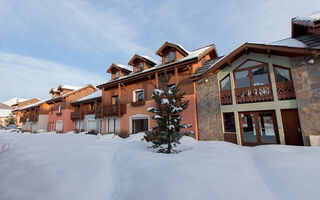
[0,130,320,200]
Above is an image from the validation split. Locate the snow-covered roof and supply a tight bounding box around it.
[139,55,160,65]
[98,44,214,86]
[0,103,11,109]
[269,37,308,48]
[3,97,29,106]
[19,99,47,110]
[0,109,11,117]
[114,64,133,72]
[58,85,82,91]
[71,90,102,104]
[293,11,320,26]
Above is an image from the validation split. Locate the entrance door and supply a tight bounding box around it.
[281,109,303,146]
[239,111,279,146]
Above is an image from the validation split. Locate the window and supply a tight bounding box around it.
[223,113,236,132]
[220,75,231,91]
[107,117,120,133]
[112,96,118,105]
[132,118,148,133]
[165,51,176,63]
[58,105,62,113]
[136,62,144,72]
[134,90,144,102]
[274,66,291,83]
[114,71,119,79]
[89,103,95,112]
[234,60,270,88]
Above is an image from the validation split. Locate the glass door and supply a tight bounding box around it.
[239,111,279,146]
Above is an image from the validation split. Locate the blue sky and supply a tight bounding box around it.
[0,0,319,102]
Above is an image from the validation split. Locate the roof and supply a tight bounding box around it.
[191,42,320,80]
[191,57,224,78]
[11,98,40,107]
[106,63,133,73]
[19,99,47,111]
[0,103,11,109]
[128,54,159,66]
[47,84,97,104]
[58,85,81,91]
[270,34,320,49]
[156,41,189,56]
[292,11,320,26]
[71,90,102,104]
[97,44,216,88]
[3,97,29,106]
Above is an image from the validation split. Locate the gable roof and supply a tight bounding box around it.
[58,85,81,91]
[106,63,133,73]
[155,41,189,56]
[97,44,217,88]
[271,34,320,49]
[191,42,320,80]
[128,54,158,66]
[46,84,97,104]
[71,90,102,105]
[0,103,11,109]
[19,99,47,111]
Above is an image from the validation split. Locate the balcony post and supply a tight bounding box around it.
[155,72,159,88]
[175,67,179,86]
[118,83,121,115]
[268,62,279,101]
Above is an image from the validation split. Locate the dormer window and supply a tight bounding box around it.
[165,51,176,63]
[137,62,144,72]
[114,71,119,79]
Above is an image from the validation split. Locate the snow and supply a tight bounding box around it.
[0,109,11,117]
[114,63,133,72]
[161,98,169,105]
[293,11,320,26]
[58,85,82,91]
[269,37,308,48]
[2,97,29,106]
[71,90,102,104]
[153,89,164,95]
[1,130,320,200]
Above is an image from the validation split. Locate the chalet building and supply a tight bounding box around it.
[97,42,219,137]
[20,100,50,132]
[0,103,12,127]
[46,85,97,133]
[70,90,103,134]
[192,13,320,146]
[11,98,40,127]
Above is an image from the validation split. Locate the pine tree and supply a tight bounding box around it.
[147,71,192,153]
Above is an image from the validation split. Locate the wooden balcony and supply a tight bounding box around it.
[95,105,103,118]
[131,101,145,106]
[220,90,232,105]
[103,104,126,117]
[235,84,273,104]
[276,81,296,100]
[71,112,81,120]
[30,114,38,122]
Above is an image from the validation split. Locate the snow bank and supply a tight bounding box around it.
[0,130,320,200]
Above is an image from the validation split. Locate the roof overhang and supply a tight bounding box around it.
[106,63,132,74]
[128,54,156,66]
[156,41,189,57]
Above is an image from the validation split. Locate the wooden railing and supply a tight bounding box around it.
[235,84,273,104]
[220,90,232,105]
[71,112,81,120]
[30,113,38,121]
[103,104,126,117]
[131,101,145,106]
[95,105,103,118]
[276,81,296,100]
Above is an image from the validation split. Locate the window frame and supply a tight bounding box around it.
[133,89,144,102]
[219,74,231,92]
[113,71,119,79]
[223,112,236,133]
[273,65,293,83]
[164,50,176,63]
[112,96,119,105]
[233,59,271,89]
[136,62,144,72]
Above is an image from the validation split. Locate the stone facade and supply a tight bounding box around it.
[291,56,320,144]
[195,74,223,141]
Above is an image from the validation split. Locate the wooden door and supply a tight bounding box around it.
[281,109,304,146]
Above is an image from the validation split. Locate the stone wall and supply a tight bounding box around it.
[195,74,224,141]
[291,56,320,143]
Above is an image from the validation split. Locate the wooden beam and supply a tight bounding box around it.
[120,82,126,90]
[148,75,155,85]
[267,50,271,58]
[118,83,121,116]
[175,67,179,85]
[245,47,249,55]
[155,72,159,88]
[186,65,192,75]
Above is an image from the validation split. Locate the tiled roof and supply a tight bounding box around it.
[191,56,224,78]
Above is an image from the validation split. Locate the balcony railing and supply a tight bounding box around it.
[71,112,81,120]
[220,90,232,105]
[235,84,273,104]
[30,114,38,122]
[103,104,126,117]
[276,81,296,100]
[95,105,103,118]
[131,101,145,106]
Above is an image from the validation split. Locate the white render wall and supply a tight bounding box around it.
[38,115,48,132]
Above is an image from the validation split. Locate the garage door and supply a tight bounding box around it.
[87,119,96,134]
[56,120,63,133]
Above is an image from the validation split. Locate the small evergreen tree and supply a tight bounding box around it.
[147,71,192,153]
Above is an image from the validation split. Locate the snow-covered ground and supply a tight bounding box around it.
[0,130,320,200]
